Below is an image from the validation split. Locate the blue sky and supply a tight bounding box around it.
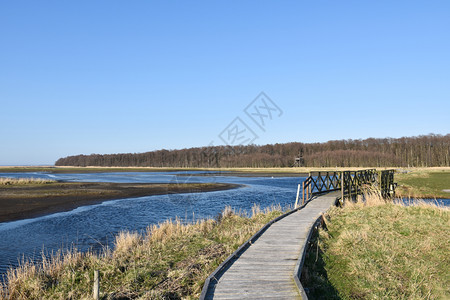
[1,1,449,165]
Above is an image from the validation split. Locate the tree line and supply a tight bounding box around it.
[55,134,450,168]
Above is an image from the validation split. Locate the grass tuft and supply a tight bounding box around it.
[0,177,56,185]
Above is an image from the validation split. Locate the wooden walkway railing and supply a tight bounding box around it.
[295,169,396,208]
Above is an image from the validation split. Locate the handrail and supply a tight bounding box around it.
[340,169,377,200]
[379,169,397,198]
[295,169,396,208]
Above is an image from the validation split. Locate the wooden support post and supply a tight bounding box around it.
[305,184,308,202]
[308,172,311,200]
[295,183,301,208]
[378,171,382,197]
[93,270,99,300]
[306,184,308,202]
[302,181,305,205]
[317,172,321,192]
[341,172,344,203]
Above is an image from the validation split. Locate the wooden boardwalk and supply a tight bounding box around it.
[203,192,339,300]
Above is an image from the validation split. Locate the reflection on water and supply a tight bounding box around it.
[0,172,303,277]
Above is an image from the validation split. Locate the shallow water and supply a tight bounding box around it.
[397,197,449,207]
[0,172,303,277]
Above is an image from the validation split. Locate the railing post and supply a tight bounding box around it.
[341,171,344,202]
[307,172,311,202]
[295,183,301,208]
[317,171,321,192]
[378,170,381,195]
[302,181,305,205]
[309,182,311,199]
[93,270,99,300]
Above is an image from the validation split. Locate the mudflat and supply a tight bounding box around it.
[0,182,239,223]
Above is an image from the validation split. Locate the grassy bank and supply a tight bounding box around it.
[302,193,449,299]
[396,168,450,199]
[0,206,284,299]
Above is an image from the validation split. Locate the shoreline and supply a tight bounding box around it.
[0,182,240,224]
[0,166,309,177]
[395,193,450,200]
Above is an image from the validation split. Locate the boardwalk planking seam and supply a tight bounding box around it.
[201,192,339,300]
[199,199,313,299]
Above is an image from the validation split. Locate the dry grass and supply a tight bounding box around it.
[0,205,284,299]
[310,192,450,299]
[0,177,56,185]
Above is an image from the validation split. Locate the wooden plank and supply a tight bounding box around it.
[213,289,300,296]
[212,294,300,300]
[204,192,338,300]
[213,280,294,286]
[213,291,299,297]
[219,273,293,278]
[214,282,295,288]
[226,259,303,266]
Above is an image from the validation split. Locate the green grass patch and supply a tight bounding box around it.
[303,195,449,299]
[396,169,450,198]
[0,206,284,299]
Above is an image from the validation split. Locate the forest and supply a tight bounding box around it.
[55,134,450,168]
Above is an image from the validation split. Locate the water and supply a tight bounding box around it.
[0,172,303,277]
[397,197,450,207]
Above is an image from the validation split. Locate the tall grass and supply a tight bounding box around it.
[303,192,449,299]
[0,177,56,185]
[0,205,284,299]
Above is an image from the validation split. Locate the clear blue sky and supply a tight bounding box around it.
[1,1,449,165]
